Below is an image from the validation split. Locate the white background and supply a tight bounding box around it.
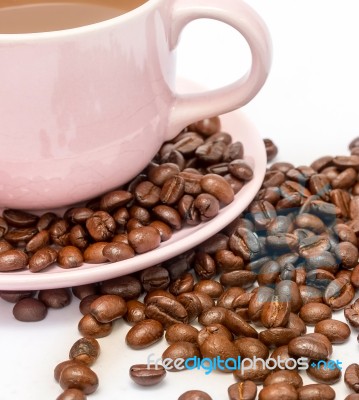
[1,1,359,399]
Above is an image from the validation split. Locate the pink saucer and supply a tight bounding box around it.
[0,80,266,290]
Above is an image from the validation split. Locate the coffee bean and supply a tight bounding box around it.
[177,292,203,322]
[129,364,166,386]
[165,323,198,344]
[258,383,298,400]
[3,209,38,228]
[36,212,57,232]
[233,360,271,384]
[261,294,290,328]
[323,277,355,309]
[177,390,212,400]
[160,175,185,204]
[264,370,303,388]
[126,319,164,349]
[162,341,201,371]
[234,337,269,360]
[351,265,359,288]
[224,309,258,338]
[200,174,234,205]
[169,273,194,296]
[229,227,261,261]
[345,395,359,400]
[100,275,141,300]
[140,265,170,292]
[85,211,116,241]
[69,225,88,250]
[25,230,50,252]
[38,288,71,309]
[264,138,278,161]
[102,242,135,262]
[297,383,335,400]
[124,300,146,324]
[248,286,274,322]
[58,246,83,269]
[83,242,108,264]
[270,345,296,371]
[69,337,100,366]
[12,297,47,322]
[0,290,34,303]
[82,294,120,323]
[286,313,307,336]
[298,303,332,325]
[299,285,323,305]
[78,314,112,338]
[198,306,227,326]
[152,205,182,230]
[50,219,70,246]
[144,289,176,304]
[29,247,58,272]
[288,333,332,360]
[194,280,224,299]
[59,363,98,395]
[259,328,299,348]
[134,180,161,207]
[227,381,257,400]
[0,249,28,271]
[314,319,351,343]
[56,388,87,400]
[306,360,341,384]
[345,363,359,392]
[220,270,257,289]
[145,296,188,328]
[79,295,101,316]
[71,284,98,300]
[197,324,233,346]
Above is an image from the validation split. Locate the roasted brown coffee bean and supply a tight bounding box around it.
[298,235,330,259]
[54,360,85,383]
[177,390,212,400]
[169,273,194,296]
[78,314,112,338]
[261,294,290,328]
[193,253,216,279]
[311,155,334,172]
[165,323,198,344]
[263,370,303,388]
[69,225,88,250]
[162,341,201,371]
[83,242,108,264]
[195,140,226,164]
[299,285,323,305]
[257,186,281,204]
[129,364,166,386]
[258,383,298,400]
[152,205,182,230]
[12,297,47,322]
[38,288,71,309]
[297,383,335,400]
[100,275,141,300]
[295,213,325,233]
[270,345,296,370]
[85,211,116,241]
[217,287,245,309]
[177,292,203,322]
[194,280,224,299]
[79,295,101,316]
[25,229,50,253]
[193,193,220,221]
[3,209,38,228]
[228,159,253,181]
[257,260,281,286]
[215,249,244,272]
[0,217,8,238]
[124,300,146,324]
[56,388,87,400]
[36,212,57,232]
[306,269,335,291]
[306,360,341,384]
[29,247,57,272]
[145,296,188,328]
[351,265,359,288]
[57,246,83,269]
[333,155,359,169]
[332,167,357,189]
[314,318,350,343]
[160,175,185,204]
[220,270,257,289]
[345,363,359,392]
[308,174,331,201]
[149,220,173,242]
[286,313,307,336]
[64,207,94,225]
[50,219,70,246]
[259,328,298,348]
[224,310,258,338]
[69,337,100,366]
[276,280,302,313]
[144,289,176,304]
[330,188,351,218]
[227,381,257,400]
[0,239,12,254]
[148,163,181,186]
[0,249,28,271]
[199,334,239,372]
[133,180,161,207]
[248,286,274,322]
[263,138,278,161]
[288,333,332,360]
[84,293,124,322]
[229,227,261,261]
[323,277,355,309]
[344,395,359,400]
[345,298,359,328]
[59,363,98,395]
[234,361,271,384]
[0,290,33,303]
[198,306,227,326]
[263,170,285,188]
[126,319,164,349]
[99,190,133,212]
[200,173,234,205]
[188,117,221,136]
[234,337,269,360]
[140,265,170,292]
[334,241,359,269]
[249,200,276,229]
[101,242,134,262]
[298,303,332,325]
[271,162,295,173]
[197,323,233,346]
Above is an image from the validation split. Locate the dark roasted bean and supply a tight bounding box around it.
[13,297,47,321]
[145,296,188,328]
[165,323,198,344]
[100,275,141,300]
[59,363,98,394]
[38,288,71,309]
[306,360,341,384]
[297,383,335,400]
[0,249,28,271]
[78,314,112,338]
[345,363,359,393]
[314,319,351,343]
[3,209,38,228]
[162,341,201,371]
[69,337,100,366]
[178,390,212,400]
[323,277,355,309]
[129,364,166,386]
[29,247,57,272]
[126,319,164,349]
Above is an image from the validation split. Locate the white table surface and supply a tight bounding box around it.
[2,1,359,399]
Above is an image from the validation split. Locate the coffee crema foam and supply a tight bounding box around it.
[0,0,147,33]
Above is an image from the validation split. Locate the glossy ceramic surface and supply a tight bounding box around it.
[0,83,267,290]
[0,0,271,209]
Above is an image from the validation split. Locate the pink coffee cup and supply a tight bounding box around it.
[0,0,272,209]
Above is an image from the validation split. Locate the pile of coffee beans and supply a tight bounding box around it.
[5,116,359,399]
[0,116,255,274]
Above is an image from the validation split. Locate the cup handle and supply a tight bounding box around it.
[167,0,272,139]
